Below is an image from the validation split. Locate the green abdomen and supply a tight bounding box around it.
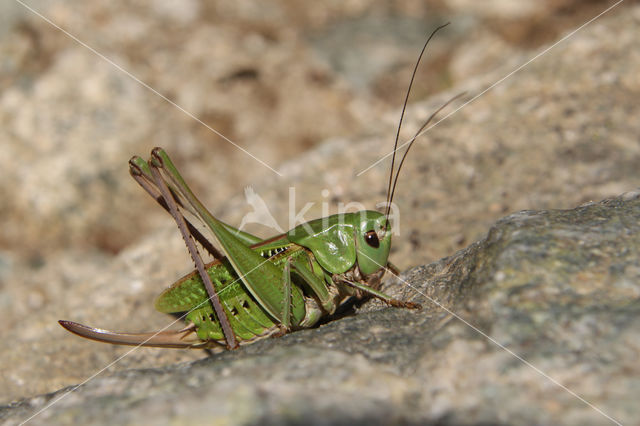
[154,251,306,343]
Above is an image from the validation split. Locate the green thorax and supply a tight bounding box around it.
[287,210,392,275]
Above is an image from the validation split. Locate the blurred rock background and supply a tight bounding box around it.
[0,0,638,408]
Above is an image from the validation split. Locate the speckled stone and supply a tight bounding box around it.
[2,1,639,424]
[3,191,639,426]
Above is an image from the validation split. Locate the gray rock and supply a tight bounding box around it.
[2,1,640,424]
[2,192,638,425]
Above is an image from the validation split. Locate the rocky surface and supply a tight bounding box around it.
[1,1,640,425]
[3,192,639,425]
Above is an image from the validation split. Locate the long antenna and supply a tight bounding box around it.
[385,92,465,220]
[384,22,450,228]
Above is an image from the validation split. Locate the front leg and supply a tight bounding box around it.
[339,278,421,310]
[281,254,335,329]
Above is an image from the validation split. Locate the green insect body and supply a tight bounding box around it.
[59,148,417,350]
[59,24,460,350]
[153,210,393,348]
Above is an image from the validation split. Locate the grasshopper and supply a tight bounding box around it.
[59,24,460,350]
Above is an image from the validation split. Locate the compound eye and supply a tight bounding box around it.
[364,230,380,248]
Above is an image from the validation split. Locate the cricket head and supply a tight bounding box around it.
[355,210,392,276]
[288,211,391,276]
